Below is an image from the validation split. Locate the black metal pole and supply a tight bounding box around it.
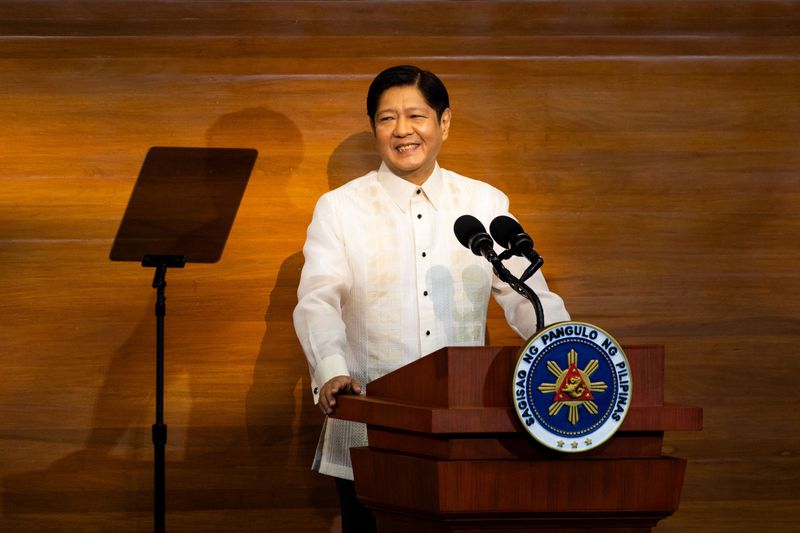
[152,263,168,533]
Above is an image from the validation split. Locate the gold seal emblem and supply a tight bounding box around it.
[536,349,608,425]
[513,322,631,452]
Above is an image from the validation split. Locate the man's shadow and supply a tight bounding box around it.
[244,131,379,519]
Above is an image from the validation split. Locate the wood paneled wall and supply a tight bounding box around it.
[1,1,798,531]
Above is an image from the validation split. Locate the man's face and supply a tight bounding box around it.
[372,85,451,185]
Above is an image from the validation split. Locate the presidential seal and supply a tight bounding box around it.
[512,321,631,452]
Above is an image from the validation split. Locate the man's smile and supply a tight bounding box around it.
[395,142,420,153]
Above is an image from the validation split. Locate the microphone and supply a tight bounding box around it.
[489,215,534,257]
[453,215,496,260]
[455,214,545,332]
[489,215,543,283]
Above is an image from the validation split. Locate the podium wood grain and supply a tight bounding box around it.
[335,346,699,531]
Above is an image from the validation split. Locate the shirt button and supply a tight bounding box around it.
[425,330,431,336]
[423,290,428,296]
[417,214,422,219]
[421,252,427,258]
[416,189,421,195]
[313,387,319,394]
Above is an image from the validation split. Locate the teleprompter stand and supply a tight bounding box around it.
[110,147,257,532]
[146,254,185,533]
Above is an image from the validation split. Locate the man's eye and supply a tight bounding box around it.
[380,116,394,122]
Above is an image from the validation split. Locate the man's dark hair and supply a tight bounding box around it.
[366,65,450,126]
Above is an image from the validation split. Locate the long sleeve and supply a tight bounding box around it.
[293,193,353,404]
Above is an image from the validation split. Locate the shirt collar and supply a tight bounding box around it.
[377,162,444,212]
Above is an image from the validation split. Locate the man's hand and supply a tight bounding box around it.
[319,375,362,415]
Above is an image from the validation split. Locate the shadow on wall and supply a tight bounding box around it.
[245,131,380,457]
[2,109,351,531]
[325,131,382,190]
[244,129,379,530]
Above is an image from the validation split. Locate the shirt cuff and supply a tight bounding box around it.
[313,354,350,395]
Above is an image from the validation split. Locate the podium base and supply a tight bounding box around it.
[352,447,685,533]
[375,512,657,533]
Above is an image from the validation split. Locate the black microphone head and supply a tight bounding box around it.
[454,214,495,257]
[489,215,524,249]
[453,214,487,249]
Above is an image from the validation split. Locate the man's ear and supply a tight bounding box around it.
[440,108,452,140]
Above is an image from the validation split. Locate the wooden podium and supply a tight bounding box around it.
[334,345,702,532]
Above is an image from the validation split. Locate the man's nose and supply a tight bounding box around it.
[393,116,413,136]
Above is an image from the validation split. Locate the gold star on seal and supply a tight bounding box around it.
[571,441,579,449]
[557,440,565,448]
[537,349,608,425]
[584,438,592,446]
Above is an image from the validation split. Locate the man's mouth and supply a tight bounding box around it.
[396,143,419,153]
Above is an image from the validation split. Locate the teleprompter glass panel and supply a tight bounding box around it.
[110,147,257,264]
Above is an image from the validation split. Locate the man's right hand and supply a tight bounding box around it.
[319,375,362,415]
